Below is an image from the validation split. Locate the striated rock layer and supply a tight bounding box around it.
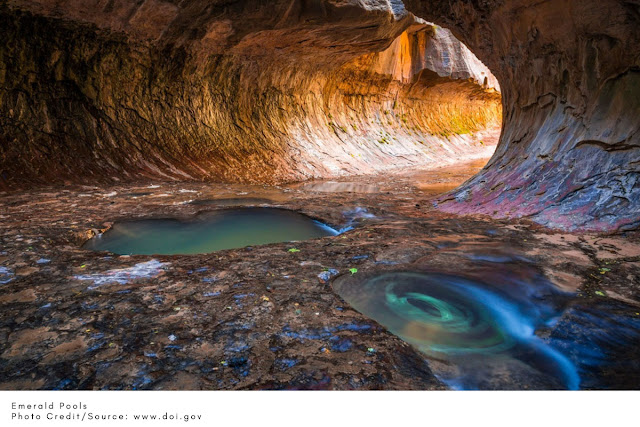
[4,0,637,232]
[404,0,640,231]
[0,1,500,188]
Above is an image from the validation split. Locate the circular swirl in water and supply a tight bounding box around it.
[384,283,512,355]
[333,270,581,389]
[335,272,519,357]
[378,273,515,355]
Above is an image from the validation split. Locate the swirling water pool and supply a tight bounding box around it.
[333,269,640,390]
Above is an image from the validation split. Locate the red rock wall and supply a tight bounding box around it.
[0,1,500,189]
[405,0,640,231]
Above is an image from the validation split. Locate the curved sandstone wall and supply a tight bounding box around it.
[4,0,636,232]
[0,1,500,188]
[405,0,640,231]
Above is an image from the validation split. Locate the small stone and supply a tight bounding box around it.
[318,268,339,283]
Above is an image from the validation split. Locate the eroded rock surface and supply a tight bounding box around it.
[0,159,639,389]
[0,1,499,188]
[404,0,640,231]
[2,1,640,232]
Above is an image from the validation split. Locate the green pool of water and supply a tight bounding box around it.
[83,207,339,255]
[333,270,580,390]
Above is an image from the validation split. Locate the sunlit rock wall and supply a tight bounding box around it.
[0,1,500,188]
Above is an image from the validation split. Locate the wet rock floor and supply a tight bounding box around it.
[1,159,639,390]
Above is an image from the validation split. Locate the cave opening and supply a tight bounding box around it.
[285,20,503,187]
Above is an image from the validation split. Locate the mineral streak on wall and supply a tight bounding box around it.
[0,1,500,189]
[404,0,640,231]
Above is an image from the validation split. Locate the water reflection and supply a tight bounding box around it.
[294,181,380,193]
[84,208,339,255]
[548,299,640,389]
[408,159,488,195]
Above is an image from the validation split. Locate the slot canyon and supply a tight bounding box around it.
[0,0,639,390]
